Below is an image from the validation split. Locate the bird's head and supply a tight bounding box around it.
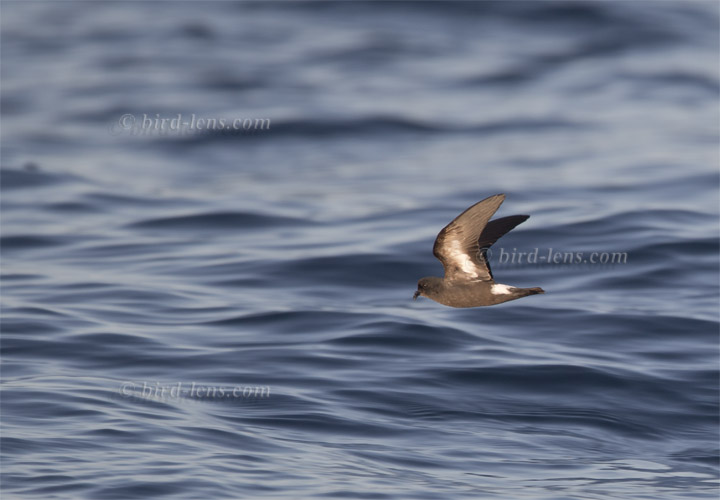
[413,277,442,301]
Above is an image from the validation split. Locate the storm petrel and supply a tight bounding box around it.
[413,194,544,307]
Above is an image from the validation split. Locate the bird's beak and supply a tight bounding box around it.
[413,290,420,300]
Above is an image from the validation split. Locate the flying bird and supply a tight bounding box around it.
[413,194,544,307]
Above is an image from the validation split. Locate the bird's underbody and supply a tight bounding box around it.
[414,194,544,308]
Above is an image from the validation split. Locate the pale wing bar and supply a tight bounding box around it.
[432,194,505,281]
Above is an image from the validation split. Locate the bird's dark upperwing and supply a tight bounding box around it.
[477,215,529,280]
[432,194,505,281]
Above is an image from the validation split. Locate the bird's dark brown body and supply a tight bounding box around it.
[414,194,544,308]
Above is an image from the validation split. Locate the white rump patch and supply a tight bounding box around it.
[492,283,514,295]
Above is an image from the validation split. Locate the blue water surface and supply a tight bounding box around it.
[1,2,719,499]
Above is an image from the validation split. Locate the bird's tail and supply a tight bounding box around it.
[515,287,544,297]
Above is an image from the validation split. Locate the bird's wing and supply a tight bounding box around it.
[432,194,505,281]
[477,215,529,280]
